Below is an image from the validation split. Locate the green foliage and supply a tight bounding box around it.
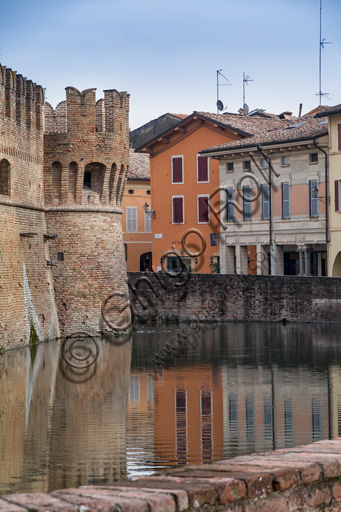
[209,261,220,274]
[29,323,39,363]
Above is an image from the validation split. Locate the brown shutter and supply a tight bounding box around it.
[335,180,339,212]
[172,157,183,183]
[198,196,209,222]
[198,156,208,182]
[173,197,183,223]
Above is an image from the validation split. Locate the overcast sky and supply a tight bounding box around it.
[1,0,340,130]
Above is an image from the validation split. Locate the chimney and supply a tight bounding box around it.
[298,103,303,118]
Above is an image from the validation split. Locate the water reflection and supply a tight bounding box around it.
[0,323,341,494]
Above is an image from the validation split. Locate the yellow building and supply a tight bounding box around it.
[316,105,341,276]
[122,150,152,271]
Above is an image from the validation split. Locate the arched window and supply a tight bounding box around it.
[68,162,78,202]
[83,162,106,204]
[51,161,62,203]
[0,159,10,196]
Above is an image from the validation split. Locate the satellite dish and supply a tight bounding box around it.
[243,103,249,114]
[217,100,224,111]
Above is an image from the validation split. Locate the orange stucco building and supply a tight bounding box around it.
[136,112,256,273]
[122,150,152,271]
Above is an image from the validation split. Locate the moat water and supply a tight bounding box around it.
[1,322,341,495]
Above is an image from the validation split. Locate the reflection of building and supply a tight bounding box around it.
[315,105,341,276]
[202,113,328,276]
[122,150,152,271]
[153,366,224,466]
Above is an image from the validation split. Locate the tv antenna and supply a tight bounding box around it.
[243,72,253,109]
[316,0,331,111]
[216,69,230,113]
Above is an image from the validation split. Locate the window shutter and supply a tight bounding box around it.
[261,185,269,220]
[127,207,132,231]
[172,157,183,183]
[173,197,183,223]
[198,156,208,182]
[226,188,235,221]
[198,196,209,222]
[309,180,319,217]
[132,209,137,231]
[282,182,290,219]
[338,125,341,152]
[243,186,252,220]
[335,180,339,212]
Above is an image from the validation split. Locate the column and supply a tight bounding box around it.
[257,244,269,275]
[299,249,304,276]
[240,246,248,275]
[225,246,235,274]
[235,245,241,274]
[272,244,284,275]
[304,248,311,276]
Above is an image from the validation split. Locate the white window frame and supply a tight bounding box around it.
[226,162,234,172]
[260,158,268,168]
[309,153,318,165]
[197,194,210,224]
[144,208,152,232]
[172,195,185,224]
[126,206,138,232]
[281,155,290,166]
[243,160,251,171]
[197,154,209,183]
[171,155,184,185]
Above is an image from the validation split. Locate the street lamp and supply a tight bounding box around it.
[143,202,155,219]
[312,186,330,204]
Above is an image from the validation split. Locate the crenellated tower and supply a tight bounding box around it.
[44,86,130,335]
[0,65,59,347]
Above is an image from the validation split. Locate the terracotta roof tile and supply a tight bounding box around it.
[315,103,341,117]
[128,149,150,180]
[201,116,328,154]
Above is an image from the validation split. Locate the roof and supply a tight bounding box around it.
[169,113,188,119]
[135,110,291,153]
[315,104,341,118]
[201,116,328,154]
[128,149,150,181]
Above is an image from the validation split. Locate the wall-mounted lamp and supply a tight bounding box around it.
[312,186,330,204]
[143,202,155,219]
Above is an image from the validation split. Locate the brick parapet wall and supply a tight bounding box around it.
[128,272,341,324]
[3,438,341,510]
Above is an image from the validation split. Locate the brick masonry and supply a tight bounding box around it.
[128,272,341,324]
[0,64,130,346]
[4,438,341,510]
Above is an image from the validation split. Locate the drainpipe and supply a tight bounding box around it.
[313,140,329,276]
[256,146,274,275]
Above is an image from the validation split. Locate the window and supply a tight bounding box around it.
[309,180,319,217]
[335,180,341,212]
[126,206,137,232]
[197,195,209,223]
[226,188,235,221]
[83,170,91,188]
[281,182,290,218]
[309,153,318,164]
[172,196,184,224]
[0,159,10,196]
[172,156,183,184]
[128,189,134,194]
[243,160,251,171]
[338,124,341,152]
[243,186,252,220]
[145,208,152,232]
[260,158,268,168]
[261,184,269,220]
[284,398,294,447]
[146,190,151,195]
[57,253,64,261]
[200,389,213,462]
[281,156,290,166]
[226,162,234,172]
[197,155,209,182]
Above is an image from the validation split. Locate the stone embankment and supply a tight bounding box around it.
[3,439,341,510]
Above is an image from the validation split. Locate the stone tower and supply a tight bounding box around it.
[44,87,130,335]
[0,65,59,347]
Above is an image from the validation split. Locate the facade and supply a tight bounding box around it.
[136,111,287,274]
[0,63,130,347]
[315,105,341,276]
[122,150,152,271]
[202,115,329,276]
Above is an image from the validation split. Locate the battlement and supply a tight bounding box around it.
[0,64,44,132]
[44,87,129,135]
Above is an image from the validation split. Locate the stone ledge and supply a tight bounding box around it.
[4,438,341,511]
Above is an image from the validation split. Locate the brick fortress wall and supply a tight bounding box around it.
[128,272,341,324]
[44,86,130,335]
[0,65,59,347]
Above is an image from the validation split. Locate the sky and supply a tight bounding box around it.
[1,0,340,130]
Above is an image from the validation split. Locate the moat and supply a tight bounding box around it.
[1,322,341,495]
